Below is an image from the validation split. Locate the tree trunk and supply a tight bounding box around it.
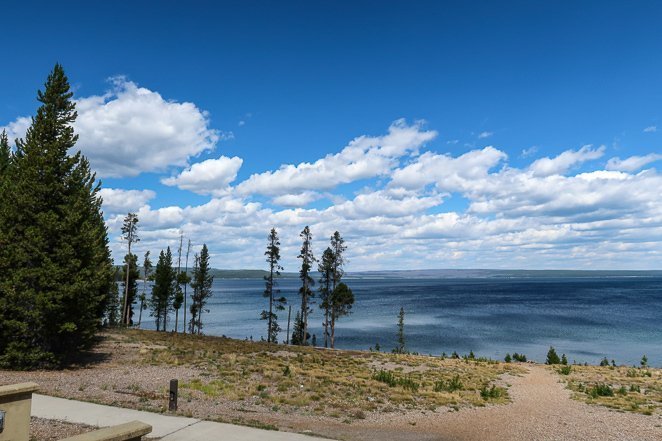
[286,305,292,345]
[122,242,132,326]
[330,312,336,349]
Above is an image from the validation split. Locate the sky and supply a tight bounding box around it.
[2,1,662,270]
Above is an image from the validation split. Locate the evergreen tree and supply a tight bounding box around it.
[329,282,354,348]
[120,253,139,325]
[261,228,286,343]
[189,244,213,334]
[394,307,406,354]
[151,248,176,331]
[137,251,152,328]
[182,239,191,333]
[120,213,139,325]
[291,310,304,346]
[0,64,113,368]
[296,226,315,345]
[330,231,346,291]
[0,130,10,175]
[173,284,184,332]
[105,269,121,327]
[318,247,334,348]
[546,346,561,365]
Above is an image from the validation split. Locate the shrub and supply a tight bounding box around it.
[434,375,464,393]
[546,346,561,365]
[630,384,640,393]
[589,383,614,398]
[480,385,504,400]
[512,352,527,362]
[558,365,572,375]
[561,354,568,365]
[641,355,648,367]
[599,357,610,367]
[504,353,512,363]
[372,370,419,392]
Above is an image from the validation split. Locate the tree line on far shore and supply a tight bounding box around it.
[111,214,355,349]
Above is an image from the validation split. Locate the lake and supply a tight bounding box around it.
[137,273,662,366]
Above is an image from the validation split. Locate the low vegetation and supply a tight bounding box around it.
[122,329,522,419]
[557,364,662,415]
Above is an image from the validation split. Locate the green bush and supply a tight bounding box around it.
[512,352,527,362]
[504,353,512,363]
[480,384,504,400]
[629,384,640,393]
[558,365,572,375]
[372,370,419,392]
[599,357,610,367]
[434,375,464,392]
[546,346,561,365]
[589,383,614,398]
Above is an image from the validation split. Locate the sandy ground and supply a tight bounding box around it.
[319,365,662,441]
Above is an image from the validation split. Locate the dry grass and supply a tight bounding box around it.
[121,329,522,418]
[554,364,662,415]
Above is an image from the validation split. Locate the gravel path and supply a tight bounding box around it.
[395,365,662,441]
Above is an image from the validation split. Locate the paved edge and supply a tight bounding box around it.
[31,394,334,440]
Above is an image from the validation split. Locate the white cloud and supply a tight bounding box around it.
[643,126,657,133]
[98,121,661,271]
[99,188,156,215]
[528,145,605,177]
[4,77,220,177]
[161,156,243,196]
[605,154,662,172]
[390,146,508,191]
[235,119,437,197]
[478,131,493,139]
[272,192,323,207]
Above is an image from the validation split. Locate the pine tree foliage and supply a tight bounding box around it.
[189,244,213,334]
[261,228,286,343]
[137,251,152,328]
[0,64,113,368]
[120,253,139,325]
[291,310,305,346]
[394,307,406,354]
[330,231,346,290]
[120,213,139,325]
[151,247,176,331]
[295,226,315,345]
[0,130,10,175]
[329,282,354,348]
[318,247,334,348]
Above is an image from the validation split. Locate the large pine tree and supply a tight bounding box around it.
[261,228,285,343]
[120,253,139,326]
[296,226,315,346]
[151,247,176,331]
[0,64,113,368]
[189,244,213,335]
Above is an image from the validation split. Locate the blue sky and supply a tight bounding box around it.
[2,1,662,270]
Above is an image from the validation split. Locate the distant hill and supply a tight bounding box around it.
[113,266,662,281]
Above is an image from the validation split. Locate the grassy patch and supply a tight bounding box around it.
[556,365,662,415]
[113,329,522,418]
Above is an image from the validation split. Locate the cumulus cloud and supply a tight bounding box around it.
[528,145,605,177]
[643,126,657,133]
[3,77,220,177]
[478,131,493,139]
[162,156,243,196]
[99,188,156,215]
[605,154,662,172]
[235,119,437,197]
[96,120,661,271]
[390,146,508,191]
[271,191,323,207]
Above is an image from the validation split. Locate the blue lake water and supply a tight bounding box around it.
[138,275,662,366]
